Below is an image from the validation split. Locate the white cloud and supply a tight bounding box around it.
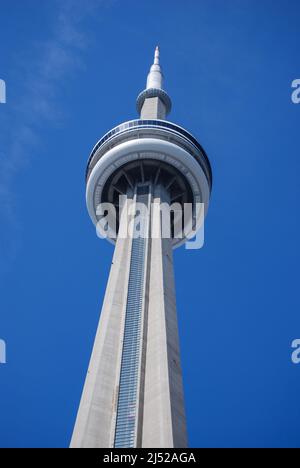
[0,0,104,271]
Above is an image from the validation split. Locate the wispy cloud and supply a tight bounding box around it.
[0,0,103,272]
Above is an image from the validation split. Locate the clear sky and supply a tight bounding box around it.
[0,0,300,448]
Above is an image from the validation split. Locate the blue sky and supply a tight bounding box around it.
[0,0,300,448]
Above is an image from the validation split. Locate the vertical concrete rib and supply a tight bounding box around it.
[70,206,132,448]
[142,186,188,448]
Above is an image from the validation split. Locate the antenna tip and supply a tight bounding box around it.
[154,46,160,64]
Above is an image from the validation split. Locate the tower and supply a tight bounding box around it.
[70,47,212,448]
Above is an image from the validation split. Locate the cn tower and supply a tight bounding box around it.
[71,47,212,448]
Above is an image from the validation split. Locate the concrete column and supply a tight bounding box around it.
[142,187,188,448]
[141,97,166,119]
[71,185,187,448]
[70,206,132,448]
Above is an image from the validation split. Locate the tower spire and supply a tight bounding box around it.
[136,46,172,118]
[146,45,163,89]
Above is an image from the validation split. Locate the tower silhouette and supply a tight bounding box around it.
[71,47,212,448]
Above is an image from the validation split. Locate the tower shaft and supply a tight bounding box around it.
[140,96,167,119]
[70,184,187,448]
